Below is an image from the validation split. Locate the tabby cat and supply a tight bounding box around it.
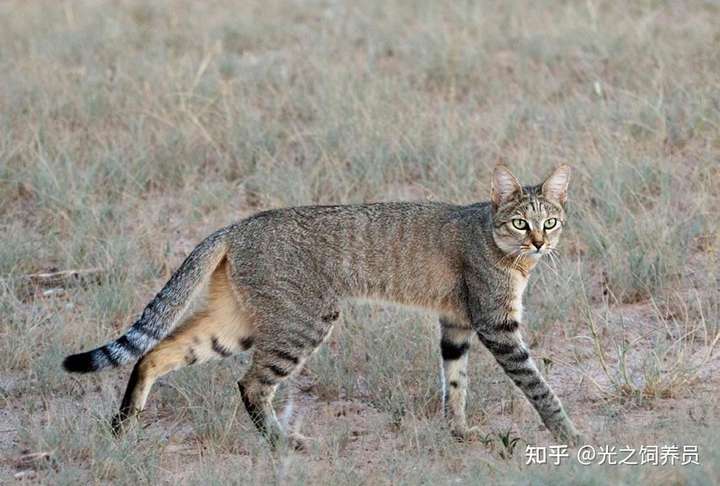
[64,165,581,448]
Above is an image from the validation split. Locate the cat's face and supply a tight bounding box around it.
[491,165,570,261]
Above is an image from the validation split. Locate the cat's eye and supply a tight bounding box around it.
[511,219,528,230]
[544,218,558,230]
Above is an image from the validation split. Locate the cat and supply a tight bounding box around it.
[63,165,581,449]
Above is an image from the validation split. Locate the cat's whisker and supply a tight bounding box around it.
[545,249,562,276]
[494,249,522,267]
[548,247,561,263]
[541,256,560,277]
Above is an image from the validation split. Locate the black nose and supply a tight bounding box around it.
[532,241,543,250]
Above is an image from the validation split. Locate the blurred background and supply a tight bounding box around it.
[1,1,718,483]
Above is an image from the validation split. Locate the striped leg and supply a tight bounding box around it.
[112,258,253,433]
[111,309,254,433]
[477,326,581,445]
[439,318,478,439]
[238,310,337,449]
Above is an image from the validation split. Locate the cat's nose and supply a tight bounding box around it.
[532,240,543,251]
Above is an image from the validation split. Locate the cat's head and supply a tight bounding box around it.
[490,165,570,261]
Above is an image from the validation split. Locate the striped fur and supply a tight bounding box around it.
[66,165,581,448]
[63,227,230,373]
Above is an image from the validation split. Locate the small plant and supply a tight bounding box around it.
[495,428,524,460]
[581,281,720,402]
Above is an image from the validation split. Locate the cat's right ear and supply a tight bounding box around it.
[491,165,522,208]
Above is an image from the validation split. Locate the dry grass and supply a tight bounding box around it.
[1,0,720,484]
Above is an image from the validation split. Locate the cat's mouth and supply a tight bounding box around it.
[519,246,547,258]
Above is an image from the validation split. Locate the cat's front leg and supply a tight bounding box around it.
[439,318,482,440]
[476,321,581,446]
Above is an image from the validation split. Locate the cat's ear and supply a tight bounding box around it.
[542,165,571,204]
[491,165,522,207]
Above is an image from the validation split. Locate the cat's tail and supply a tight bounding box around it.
[63,227,231,373]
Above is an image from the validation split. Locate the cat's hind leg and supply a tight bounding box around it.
[238,299,338,449]
[112,260,254,433]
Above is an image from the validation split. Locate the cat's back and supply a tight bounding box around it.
[231,200,460,248]
[226,201,467,302]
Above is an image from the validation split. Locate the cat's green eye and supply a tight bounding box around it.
[544,218,558,230]
[511,219,528,230]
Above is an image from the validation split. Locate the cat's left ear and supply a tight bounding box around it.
[542,165,571,205]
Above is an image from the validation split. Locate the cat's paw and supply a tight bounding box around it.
[286,432,314,451]
[566,431,585,448]
[554,424,584,447]
[451,425,486,443]
[110,410,139,437]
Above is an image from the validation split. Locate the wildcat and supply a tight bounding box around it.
[63,165,581,448]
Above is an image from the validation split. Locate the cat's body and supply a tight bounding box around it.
[63,166,581,448]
